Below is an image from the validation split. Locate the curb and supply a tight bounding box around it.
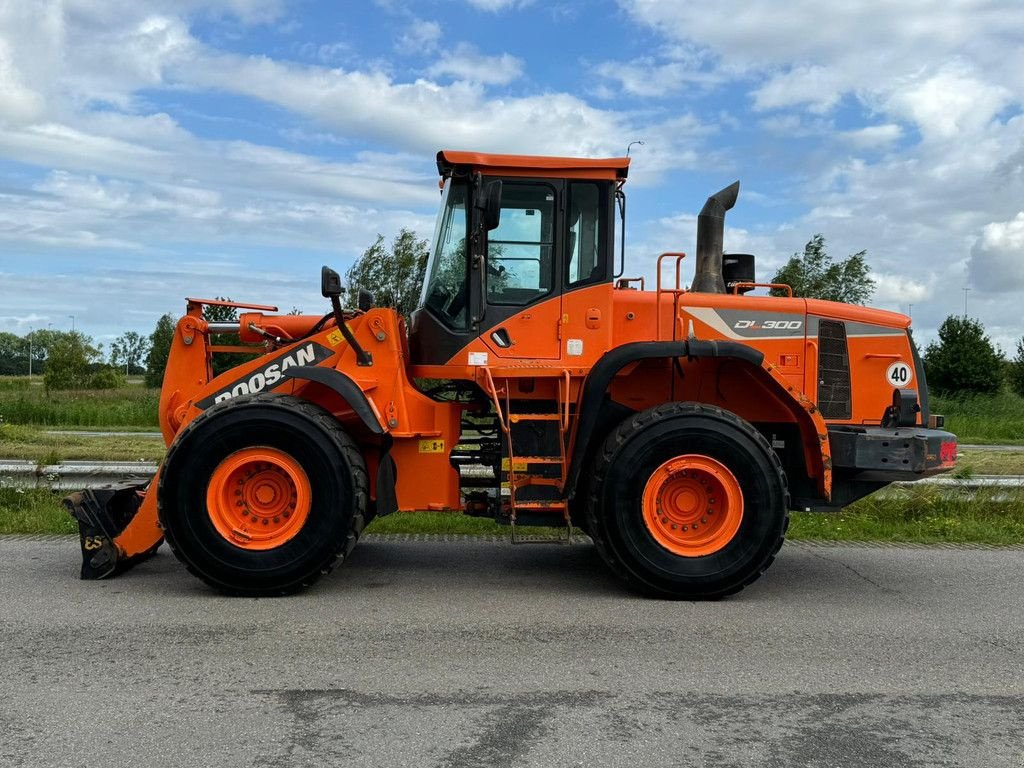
[2,532,1023,550]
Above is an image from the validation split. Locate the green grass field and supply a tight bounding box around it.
[0,424,165,463]
[933,390,1024,445]
[0,378,159,428]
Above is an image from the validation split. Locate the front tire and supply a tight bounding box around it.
[587,402,788,599]
[159,394,368,595]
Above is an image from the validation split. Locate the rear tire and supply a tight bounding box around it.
[586,402,788,599]
[158,393,368,595]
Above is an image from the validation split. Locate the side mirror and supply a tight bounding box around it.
[475,180,502,231]
[321,266,343,298]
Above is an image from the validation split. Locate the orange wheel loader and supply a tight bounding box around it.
[64,150,958,598]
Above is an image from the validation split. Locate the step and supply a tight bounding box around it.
[514,501,567,511]
[509,414,562,423]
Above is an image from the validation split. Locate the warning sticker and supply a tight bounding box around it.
[326,329,344,347]
[468,351,489,366]
[418,439,445,453]
[566,338,583,356]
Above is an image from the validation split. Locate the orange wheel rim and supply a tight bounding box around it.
[206,447,311,550]
[641,454,743,557]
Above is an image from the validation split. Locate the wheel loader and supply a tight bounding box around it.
[65,150,958,598]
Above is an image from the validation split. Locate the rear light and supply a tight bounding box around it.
[928,414,945,429]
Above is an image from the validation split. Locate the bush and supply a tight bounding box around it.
[87,367,126,390]
[44,334,95,391]
[923,315,1004,395]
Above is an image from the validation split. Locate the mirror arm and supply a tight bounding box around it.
[330,295,373,366]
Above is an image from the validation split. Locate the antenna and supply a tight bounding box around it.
[626,140,645,157]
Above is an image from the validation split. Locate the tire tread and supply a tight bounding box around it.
[158,393,369,596]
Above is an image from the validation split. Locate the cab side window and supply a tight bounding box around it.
[566,182,606,288]
[487,184,555,306]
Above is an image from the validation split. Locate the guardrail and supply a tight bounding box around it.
[0,460,156,490]
[1,459,1021,493]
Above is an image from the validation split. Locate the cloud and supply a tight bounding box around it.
[593,47,723,98]
[462,0,533,11]
[969,212,1024,293]
[883,63,1012,142]
[397,19,441,54]
[840,124,903,149]
[752,65,845,113]
[619,1,1024,128]
[427,43,524,85]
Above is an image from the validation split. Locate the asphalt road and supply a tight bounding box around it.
[2,536,1022,768]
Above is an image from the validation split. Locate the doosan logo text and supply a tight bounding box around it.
[198,342,334,409]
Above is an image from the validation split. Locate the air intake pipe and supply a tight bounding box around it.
[691,181,740,294]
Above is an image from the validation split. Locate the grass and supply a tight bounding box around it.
[0,488,77,535]
[0,424,166,463]
[949,449,1022,477]
[933,390,1024,445]
[0,378,159,427]
[788,486,1024,545]
[4,486,1023,544]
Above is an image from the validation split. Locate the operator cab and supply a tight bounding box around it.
[409,150,629,366]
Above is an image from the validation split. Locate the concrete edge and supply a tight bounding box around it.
[2,532,1023,550]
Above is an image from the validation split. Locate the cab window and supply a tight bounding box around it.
[487,183,555,306]
[422,181,469,329]
[566,182,606,287]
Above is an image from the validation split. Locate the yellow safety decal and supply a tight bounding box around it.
[326,329,345,347]
[419,439,445,453]
[500,458,529,472]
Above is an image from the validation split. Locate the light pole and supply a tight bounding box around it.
[28,326,33,379]
[68,314,76,332]
[962,288,971,317]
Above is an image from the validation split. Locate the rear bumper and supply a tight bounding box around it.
[829,426,957,479]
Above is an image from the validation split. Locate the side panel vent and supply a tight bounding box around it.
[817,320,852,419]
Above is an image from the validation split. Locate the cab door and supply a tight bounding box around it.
[481,180,563,360]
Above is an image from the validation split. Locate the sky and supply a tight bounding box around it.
[0,0,1022,355]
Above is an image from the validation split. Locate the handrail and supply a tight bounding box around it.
[481,367,509,433]
[559,369,571,432]
[655,252,687,338]
[730,282,794,297]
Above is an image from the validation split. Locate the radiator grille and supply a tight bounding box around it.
[817,320,851,419]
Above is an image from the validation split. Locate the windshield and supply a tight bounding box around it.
[421,180,470,329]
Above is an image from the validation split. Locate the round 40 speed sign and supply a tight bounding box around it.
[886,361,913,387]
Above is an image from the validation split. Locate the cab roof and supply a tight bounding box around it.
[437,150,630,181]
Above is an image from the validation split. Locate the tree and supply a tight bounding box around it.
[923,315,1004,396]
[770,234,875,304]
[110,331,151,375]
[1008,338,1024,398]
[344,229,430,319]
[145,314,177,388]
[0,332,24,376]
[44,332,101,390]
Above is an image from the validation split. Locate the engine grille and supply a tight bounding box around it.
[817,320,851,419]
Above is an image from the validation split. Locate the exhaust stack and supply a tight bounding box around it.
[691,181,740,294]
